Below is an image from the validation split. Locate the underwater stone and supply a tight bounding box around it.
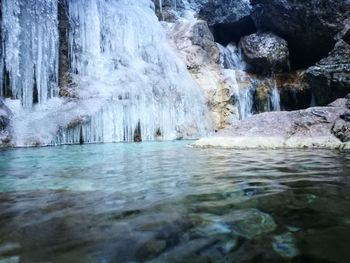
[272,232,299,258]
[224,209,277,239]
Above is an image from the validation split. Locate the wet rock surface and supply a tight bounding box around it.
[275,72,312,111]
[240,32,290,73]
[306,40,350,106]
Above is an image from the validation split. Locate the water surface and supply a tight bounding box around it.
[0,141,349,262]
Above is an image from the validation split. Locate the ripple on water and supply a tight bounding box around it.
[0,141,349,262]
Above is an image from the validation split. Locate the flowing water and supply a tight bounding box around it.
[0,141,349,262]
[218,43,282,120]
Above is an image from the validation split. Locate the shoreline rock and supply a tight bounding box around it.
[193,97,350,150]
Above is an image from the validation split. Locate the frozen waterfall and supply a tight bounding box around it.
[0,0,212,146]
[1,0,59,108]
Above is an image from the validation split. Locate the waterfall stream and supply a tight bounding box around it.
[218,43,281,120]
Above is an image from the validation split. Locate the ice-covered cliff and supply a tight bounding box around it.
[0,0,212,146]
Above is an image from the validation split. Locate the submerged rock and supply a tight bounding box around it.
[240,32,290,73]
[136,239,167,261]
[306,40,350,106]
[225,209,277,239]
[272,232,299,258]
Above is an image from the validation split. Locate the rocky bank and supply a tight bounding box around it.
[193,96,350,150]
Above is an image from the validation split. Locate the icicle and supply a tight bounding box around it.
[1,0,59,108]
[55,0,212,144]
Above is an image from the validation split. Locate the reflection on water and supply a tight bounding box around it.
[0,141,349,262]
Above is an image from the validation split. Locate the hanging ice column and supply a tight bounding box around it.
[0,0,59,108]
[56,0,211,144]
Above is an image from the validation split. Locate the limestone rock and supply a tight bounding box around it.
[168,19,239,129]
[305,40,350,106]
[240,32,290,73]
[169,20,219,70]
[193,98,349,149]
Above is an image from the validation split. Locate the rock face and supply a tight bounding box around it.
[199,0,252,26]
[305,40,350,106]
[251,0,350,68]
[240,32,290,73]
[193,97,350,149]
[168,19,240,129]
[275,72,312,111]
[199,0,256,45]
[169,20,219,70]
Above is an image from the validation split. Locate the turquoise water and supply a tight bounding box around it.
[0,141,350,262]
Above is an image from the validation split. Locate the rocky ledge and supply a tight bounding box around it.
[193,96,350,151]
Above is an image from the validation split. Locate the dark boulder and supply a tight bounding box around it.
[199,0,252,26]
[239,32,290,73]
[199,0,256,45]
[251,0,350,68]
[305,40,350,106]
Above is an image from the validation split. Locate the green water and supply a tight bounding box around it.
[0,141,349,262]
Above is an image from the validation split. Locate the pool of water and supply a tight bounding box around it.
[0,141,349,262]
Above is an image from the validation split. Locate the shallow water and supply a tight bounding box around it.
[0,141,349,262]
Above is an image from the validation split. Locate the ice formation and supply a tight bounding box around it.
[0,0,212,146]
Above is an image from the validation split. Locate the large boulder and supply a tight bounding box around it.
[305,40,350,106]
[199,0,256,45]
[251,0,350,68]
[239,32,290,73]
[193,97,350,149]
